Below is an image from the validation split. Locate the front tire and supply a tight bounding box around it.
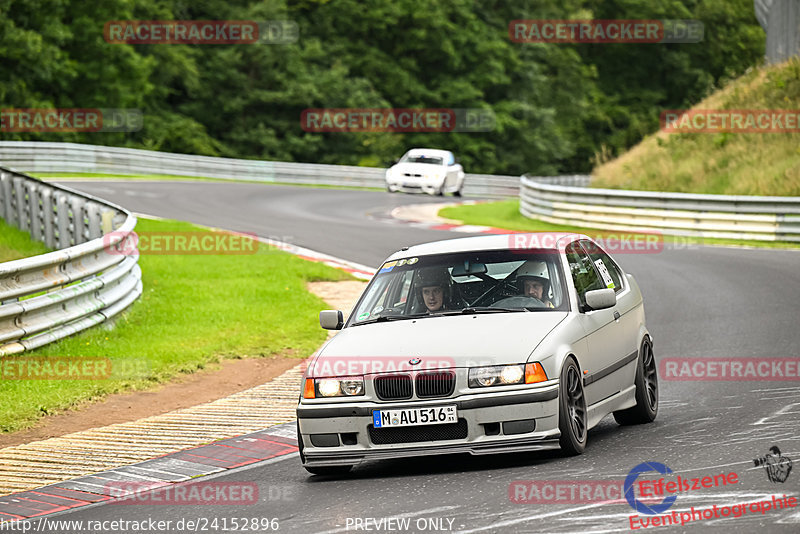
[558,357,587,455]
[613,338,658,425]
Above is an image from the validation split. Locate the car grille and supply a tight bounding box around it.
[415,371,455,398]
[368,419,468,445]
[374,374,412,400]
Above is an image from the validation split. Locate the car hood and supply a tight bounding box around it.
[389,162,444,176]
[309,312,568,376]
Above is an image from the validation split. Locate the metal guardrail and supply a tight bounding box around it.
[520,175,800,242]
[755,0,800,64]
[0,166,142,356]
[0,142,520,199]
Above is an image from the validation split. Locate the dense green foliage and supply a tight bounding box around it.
[1,0,764,174]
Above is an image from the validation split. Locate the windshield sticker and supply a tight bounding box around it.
[594,258,615,289]
[380,257,418,273]
[379,261,397,273]
[356,311,370,321]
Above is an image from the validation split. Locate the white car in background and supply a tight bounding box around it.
[385,148,465,196]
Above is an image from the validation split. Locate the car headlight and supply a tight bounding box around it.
[303,377,365,399]
[468,363,547,388]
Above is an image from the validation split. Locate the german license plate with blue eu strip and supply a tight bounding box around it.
[372,405,457,428]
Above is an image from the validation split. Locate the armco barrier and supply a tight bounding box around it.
[0,166,141,356]
[520,175,800,242]
[0,142,520,199]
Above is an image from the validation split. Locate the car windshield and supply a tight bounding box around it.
[349,249,568,325]
[401,155,444,165]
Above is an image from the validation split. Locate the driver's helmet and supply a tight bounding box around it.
[415,266,452,304]
[516,260,550,299]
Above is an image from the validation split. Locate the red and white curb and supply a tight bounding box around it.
[388,201,518,236]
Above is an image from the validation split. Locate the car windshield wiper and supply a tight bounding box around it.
[351,313,428,326]
[442,307,528,315]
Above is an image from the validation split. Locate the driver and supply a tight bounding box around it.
[517,260,555,308]
[416,267,452,313]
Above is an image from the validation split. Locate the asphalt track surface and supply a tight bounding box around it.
[36,181,800,533]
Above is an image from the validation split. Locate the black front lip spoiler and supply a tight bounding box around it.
[296,388,559,419]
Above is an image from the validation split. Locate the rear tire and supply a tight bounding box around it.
[453,188,462,197]
[558,358,587,455]
[613,338,658,425]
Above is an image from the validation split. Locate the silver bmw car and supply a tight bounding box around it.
[296,233,658,475]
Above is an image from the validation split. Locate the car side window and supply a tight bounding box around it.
[580,240,624,293]
[565,241,604,307]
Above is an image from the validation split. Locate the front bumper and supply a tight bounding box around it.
[386,177,443,194]
[297,385,561,467]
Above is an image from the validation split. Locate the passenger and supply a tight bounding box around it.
[517,261,555,308]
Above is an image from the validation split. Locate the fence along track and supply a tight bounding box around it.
[0,166,141,356]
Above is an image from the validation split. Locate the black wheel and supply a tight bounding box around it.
[297,421,353,476]
[558,358,587,455]
[436,187,444,196]
[453,188,462,197]
[613,338,658,425]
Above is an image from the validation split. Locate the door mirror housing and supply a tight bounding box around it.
[319,310,344,330]
[584,288,616,311]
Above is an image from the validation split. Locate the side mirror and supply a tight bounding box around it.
[584,288,616,311]
[320,310,344,330]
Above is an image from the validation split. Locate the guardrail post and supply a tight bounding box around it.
[70,196,87,245]
[40,188,56,248]
[29,182,44,243]
[0,170,9,221]
[86,202,103,239]
[55,192,72,249]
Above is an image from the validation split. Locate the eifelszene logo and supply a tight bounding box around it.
[754,446,793,483]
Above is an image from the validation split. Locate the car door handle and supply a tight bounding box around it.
[613,311,621,321]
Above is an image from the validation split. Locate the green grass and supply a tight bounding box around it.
[592,58,800,195]
[0,219,51,262]
[31,172,383,191]
[0,217,353,433]
[439,200,800,250]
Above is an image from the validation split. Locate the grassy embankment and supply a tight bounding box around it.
[442,59,800,248]
[0,217,352,433]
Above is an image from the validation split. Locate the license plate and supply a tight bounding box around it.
[372,405,457,428]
